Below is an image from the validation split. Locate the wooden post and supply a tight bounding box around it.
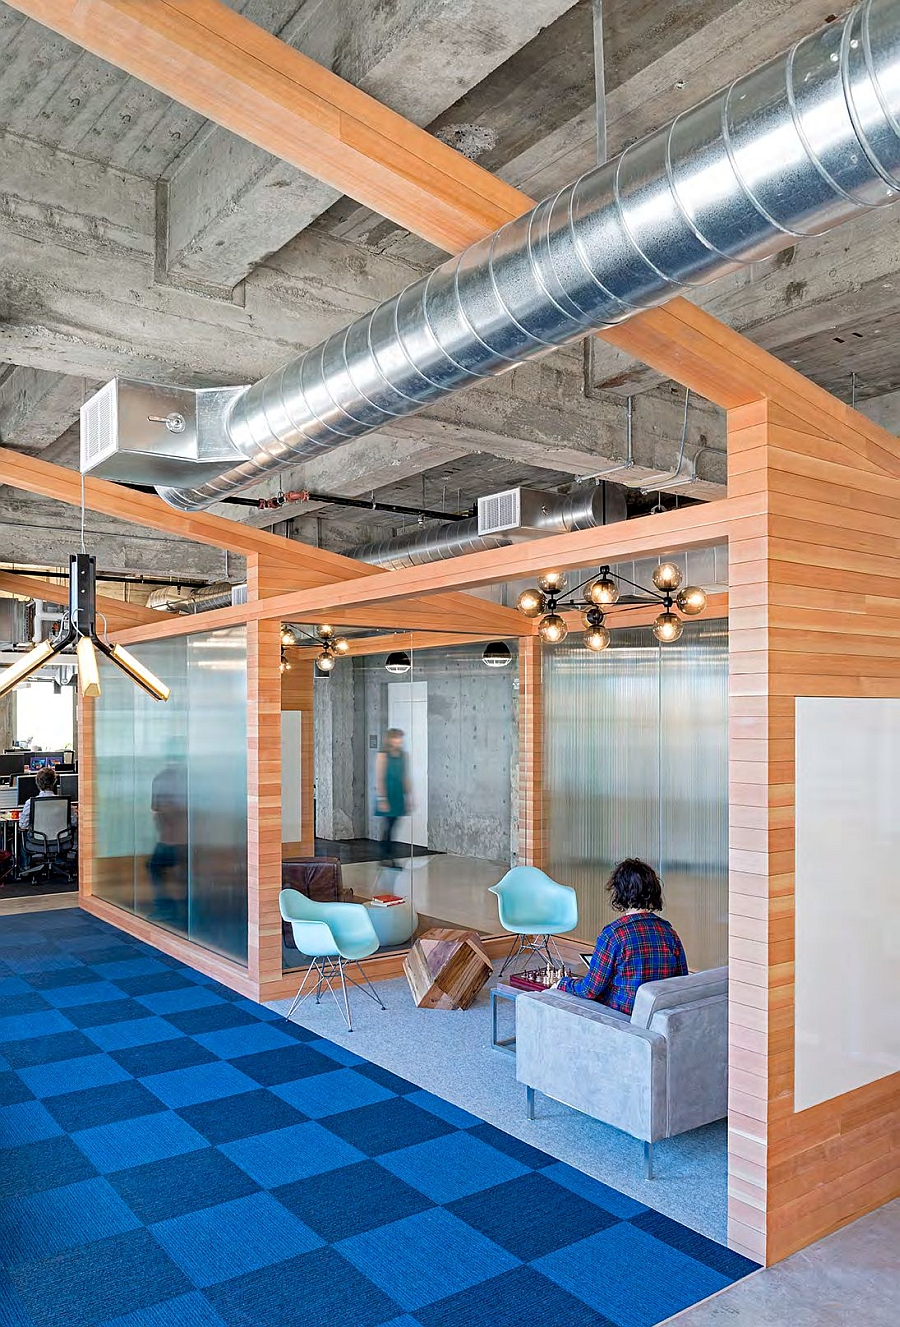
[281,656,315,858]
[245,586,284,990]
[518,636,545,869]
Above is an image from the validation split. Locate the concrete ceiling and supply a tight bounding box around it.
[0,0,896,582]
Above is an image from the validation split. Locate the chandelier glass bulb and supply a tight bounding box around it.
[315,651,336,672]
[280,627,295,646]
[516,587,546,618]
[332,637,350,654]
[652,561,683,592]
[537,571,567,594]
[538,613,568,644]
[676,585,707,616]
[586,575,619,606]
[584,625,610,653]
[653,611,683,643]
[317,624,335,639]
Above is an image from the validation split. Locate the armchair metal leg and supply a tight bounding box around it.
[285,957,320,1021]
[526,1085,535,1121]
[338,960,353,1033]
[349,961,387,1010]
[643,1141,654,1180]
[498,933,524,975]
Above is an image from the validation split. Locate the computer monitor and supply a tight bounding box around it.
[28,752,65,773]
[16,775,38,805]
[0,754,26,778]
[58,775,78,802]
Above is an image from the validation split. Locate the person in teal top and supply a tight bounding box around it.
[375,727,411,869]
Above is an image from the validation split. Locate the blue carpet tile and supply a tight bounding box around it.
[0,911,757,1327]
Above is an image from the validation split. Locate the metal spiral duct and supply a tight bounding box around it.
[350,483,622,569]
[158,0,900,512]
[146,582,236,613]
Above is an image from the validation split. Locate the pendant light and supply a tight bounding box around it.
[482,641,512,668]
[0,555,169,702]
[385,651,412,674]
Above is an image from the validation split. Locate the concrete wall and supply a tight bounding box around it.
[315,643,517,860]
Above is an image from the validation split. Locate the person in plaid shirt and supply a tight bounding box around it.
[557,859,687,1015]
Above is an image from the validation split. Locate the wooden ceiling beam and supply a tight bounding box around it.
[111,497,761,646]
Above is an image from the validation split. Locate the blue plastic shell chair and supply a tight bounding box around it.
[279,889,386,1032]
[489,866,579,975]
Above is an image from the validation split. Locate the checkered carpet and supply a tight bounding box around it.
[0,910,756,1327]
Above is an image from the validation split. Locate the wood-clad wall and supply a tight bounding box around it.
[246,617,284,990]
[727,396,900,1265]
[518,637,545,868]
[280,656,315,859]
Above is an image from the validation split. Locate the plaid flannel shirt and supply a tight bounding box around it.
[557,912,688,1015]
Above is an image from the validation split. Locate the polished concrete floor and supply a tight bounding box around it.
[661,1198,900,1325]
[341,852,509,935]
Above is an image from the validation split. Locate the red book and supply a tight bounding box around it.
[371,894,405,907]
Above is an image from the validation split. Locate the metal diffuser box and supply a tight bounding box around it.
[80,378,247,487]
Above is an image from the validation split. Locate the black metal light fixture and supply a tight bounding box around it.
[385,651,412,675]
[515,562,708,652]
[482,641,512,668]
[0,554,170,702]
[281,622,349,676]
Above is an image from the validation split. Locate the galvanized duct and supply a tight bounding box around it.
[350,483,622,569]
[158,0,900,513]
[146,582,236,613]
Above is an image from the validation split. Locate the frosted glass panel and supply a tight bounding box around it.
[545,620,728,970]
[93,626,248,964]
[795,698,900,1111]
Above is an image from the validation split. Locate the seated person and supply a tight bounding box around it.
[19,767,77,833]
[557,858,687,1015]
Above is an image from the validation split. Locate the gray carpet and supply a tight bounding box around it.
[269,962,728,1245]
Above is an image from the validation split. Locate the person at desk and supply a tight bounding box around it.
[19,768,77,832]
[557,858,687,1016]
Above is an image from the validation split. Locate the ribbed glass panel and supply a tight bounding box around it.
[93,626,248,964]
[545,619,727,969]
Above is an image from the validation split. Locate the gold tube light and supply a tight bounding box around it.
[0,638,58,699]
[76,636,102,698]
[108,644,171,702]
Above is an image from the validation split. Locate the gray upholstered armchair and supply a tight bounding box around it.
[515,967,728,1177]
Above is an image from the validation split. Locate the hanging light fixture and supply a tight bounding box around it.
[315,651,336,673]
[676,585,708,616]
[385,651,412,674]
[482,641,512,668]
[653,611,684,643]
[538,614,568,644]
[280,626,296,646]
[281,622,348,672]
[0,555,169,702]
[515,559,708,652]
[280,650,292,674]
[582,607,610,653]
[332,636,351,655]
[317,624,335,640]
[516,587,545,618]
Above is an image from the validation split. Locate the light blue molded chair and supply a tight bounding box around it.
[489,867,579,975]
[279,889,386,1032]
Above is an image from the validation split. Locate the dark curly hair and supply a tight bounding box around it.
[606,858,664,913]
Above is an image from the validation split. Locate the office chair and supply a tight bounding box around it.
[279,889,386,1032]
[489,866,579,974]
[21,798,77,884]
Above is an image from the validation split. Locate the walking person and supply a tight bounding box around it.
[375,728,412,869]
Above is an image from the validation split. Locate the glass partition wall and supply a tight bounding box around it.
[544,617,728,970]
[300,638,518,965]
[93,626,249,963]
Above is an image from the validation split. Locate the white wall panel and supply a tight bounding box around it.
[795,697,900,1111]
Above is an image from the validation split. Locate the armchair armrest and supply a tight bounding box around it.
[515,990,668,1143]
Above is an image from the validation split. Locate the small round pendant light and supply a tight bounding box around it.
[538,613,568,644]
[385,651,412,674]
[653,611,683,643]
[482,641,512,668]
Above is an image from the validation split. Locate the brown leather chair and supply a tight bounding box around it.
[281,857,353,948]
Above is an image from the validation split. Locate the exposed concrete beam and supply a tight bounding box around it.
[0,366,93,452]
[164,0,579,288]
[859,389,900,434]
[586,205,900,399]
[500,0,835,200]
[0,490,238,580]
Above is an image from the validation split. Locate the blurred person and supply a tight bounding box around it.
[375,728,412,870]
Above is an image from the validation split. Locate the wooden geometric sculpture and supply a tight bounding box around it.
[403,927,492,1010]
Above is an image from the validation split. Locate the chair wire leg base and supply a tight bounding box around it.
[285,957,320,1021]
[347,961,387,1010]
[499,934,562,976]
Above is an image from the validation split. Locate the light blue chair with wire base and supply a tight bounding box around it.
[489,866,579,975]
[279,889,386,1032]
